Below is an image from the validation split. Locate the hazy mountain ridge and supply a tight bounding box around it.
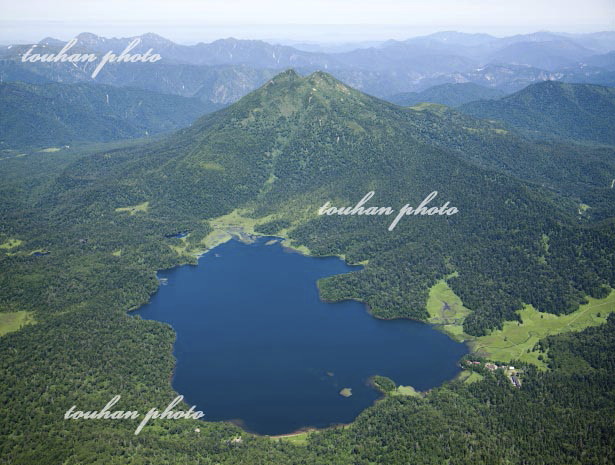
[386,83,507,107]
[0,81,217,147]
[487,39,595,70]
[1,30,614,104]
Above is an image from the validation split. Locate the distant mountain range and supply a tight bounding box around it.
[1,31,614,104]
[386,83,507,107]
[0,82,217,148]
[28,30,614,70]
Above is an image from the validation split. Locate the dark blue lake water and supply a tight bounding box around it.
[134,236,467,435]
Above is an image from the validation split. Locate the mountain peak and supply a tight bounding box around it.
[270,68,301,81]
[261,69,355,98]
[306,70,339,84]
[194,68,374,133]
[76,32,101,42]
[38,37,64,46]
[138,33,175,45]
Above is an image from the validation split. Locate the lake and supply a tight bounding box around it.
[133,236,467,435]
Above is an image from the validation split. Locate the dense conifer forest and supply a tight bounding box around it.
[1,70,614,464]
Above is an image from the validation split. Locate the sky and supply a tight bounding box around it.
[0,0,613,44]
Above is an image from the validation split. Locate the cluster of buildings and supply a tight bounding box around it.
[464,360,522,387]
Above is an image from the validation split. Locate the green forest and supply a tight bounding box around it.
[1,70,615,464]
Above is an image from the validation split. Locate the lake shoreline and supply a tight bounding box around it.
[131,232,466,436]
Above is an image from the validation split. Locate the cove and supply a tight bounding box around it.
[133,236,467,435]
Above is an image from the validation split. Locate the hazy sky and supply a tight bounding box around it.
[0,0,613,43]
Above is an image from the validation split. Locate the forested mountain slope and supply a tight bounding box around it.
[1,69,615,465]
[5,70,613,336]
[0,81,218,148]
[459,81,615,145]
